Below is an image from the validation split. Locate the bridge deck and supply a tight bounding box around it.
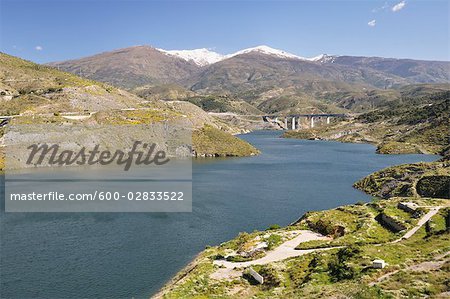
[263,114,348,118]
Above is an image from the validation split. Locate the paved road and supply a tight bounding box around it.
[391,207,442,243]
[214,205,446,272]
[213,230,332,269]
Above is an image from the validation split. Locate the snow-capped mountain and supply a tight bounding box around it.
[226,45,305,60]
[307,54,338,63]
[158,45,332,66]
[49,45,450,92]
[158,48,224,67]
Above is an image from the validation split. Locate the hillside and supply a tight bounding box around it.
[328,56,450,84]
[0,53,259,162]
[354,161,450,199]
[155,160,450,298]
[283,88,450,155]
[48,46,200,89]
[0,52,143,115]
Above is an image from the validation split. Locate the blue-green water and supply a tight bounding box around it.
[0,131,439,299]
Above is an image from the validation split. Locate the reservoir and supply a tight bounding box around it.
[0,131,439,299]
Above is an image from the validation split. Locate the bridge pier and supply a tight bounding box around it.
[261,113,347,130]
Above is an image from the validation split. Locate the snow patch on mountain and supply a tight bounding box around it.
[227,45,306,60]
[308,54,338,63]
[158,45,337,66]
[158,48,224,66]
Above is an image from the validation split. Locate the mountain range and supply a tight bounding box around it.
[48,45,450,114]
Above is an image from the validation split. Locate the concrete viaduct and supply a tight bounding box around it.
[262,113,349,130]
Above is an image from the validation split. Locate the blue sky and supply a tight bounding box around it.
[0,0,448,63]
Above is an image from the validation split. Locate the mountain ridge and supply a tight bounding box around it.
[47,45,450,115]
[49,45,450,67]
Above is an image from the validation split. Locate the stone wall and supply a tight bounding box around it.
[376,213,407,233]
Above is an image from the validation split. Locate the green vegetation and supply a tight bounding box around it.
[0,52,141,115]
[192,125,259,157]
[265,234,282,250]
[327,246,360,282]
[416,176,450,199]
[156,157,449,298]
[376,141,422,154]
[132,83,195,101]
[354,162,449,198]
[93,109,177,125]
[182,95,263,115]
[266,224,281,230]
[156,197,449,299]
[282,130,317,140]
[295,199,415,249]
[1,53,262,159]
[283,89,450,155]
[186,96,229,112]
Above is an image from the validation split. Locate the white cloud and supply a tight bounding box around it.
[372,2,389,13]
[35,46,43,51]
[392,1,406,12]
[368,20,377,27]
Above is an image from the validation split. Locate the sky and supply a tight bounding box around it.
[0,0,449,63]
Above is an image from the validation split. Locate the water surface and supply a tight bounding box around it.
[0,131,438,298]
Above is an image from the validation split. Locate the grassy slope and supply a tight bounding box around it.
[0,53,260,162]
[157,159,449,298]
[192,125,259,157]
[354,162,450,199]
[157,198,449,299]
[0,52,142,115]
[283,89,450,155]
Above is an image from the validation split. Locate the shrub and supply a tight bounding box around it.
[265,234,282,250]
[328,246,361,281]
[266,224,281,230]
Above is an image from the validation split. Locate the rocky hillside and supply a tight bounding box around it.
[0,52,143,115]
[48,46,199,89]
[354,162,450,199]
[328,55,450,84]
[284,88,450,155]
[0,53,259,162]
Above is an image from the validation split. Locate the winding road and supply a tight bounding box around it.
[212,205,447,278]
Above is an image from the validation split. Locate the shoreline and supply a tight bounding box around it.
[150,135,445,298]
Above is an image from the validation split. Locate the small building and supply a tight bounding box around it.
[372,259,386,269]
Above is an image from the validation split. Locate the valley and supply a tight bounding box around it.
[45,45,450,158]
[1,43,449,299]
